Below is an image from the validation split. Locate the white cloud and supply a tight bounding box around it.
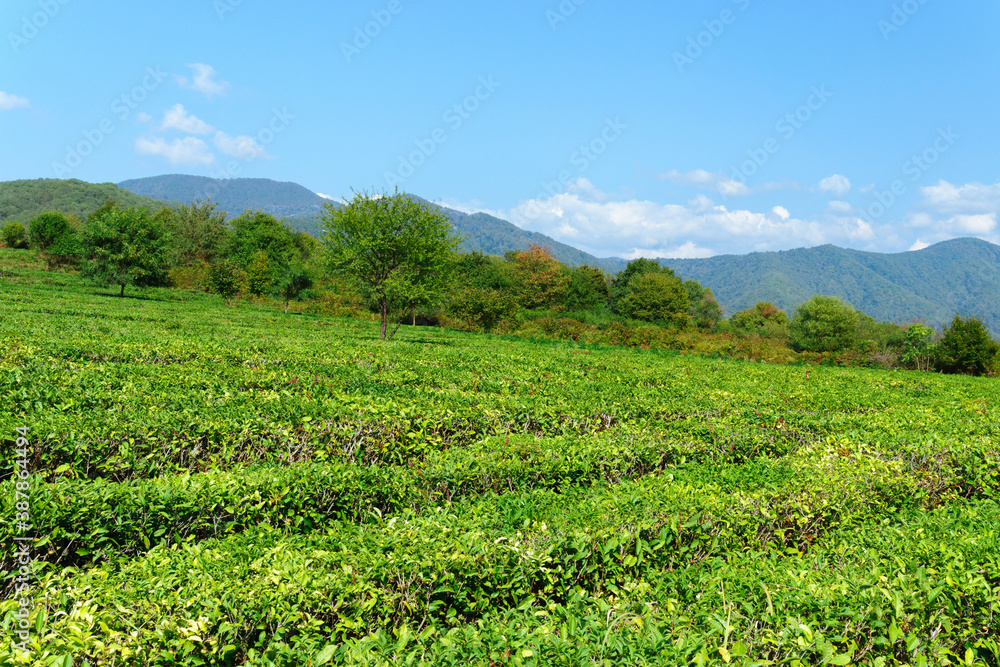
[949,213,997,235]
[135,136,215,166]
[818,174,851,196]
[502,180,836,258]
[161,104,214,134]
[772,206,790,220]
[908,239,930,251]
[317,193,334,200]
[0,91,29,110]
[827,200,854,214]
[213,131,272,160]
[658,169,751,197]
[175,63,230,98]
[136,112,153,123]
[920,180,1000,215]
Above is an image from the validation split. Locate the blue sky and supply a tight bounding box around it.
[2,0,1000,259]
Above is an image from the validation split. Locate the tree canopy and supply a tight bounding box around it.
[322,189,462,340]
[80,205,171,297]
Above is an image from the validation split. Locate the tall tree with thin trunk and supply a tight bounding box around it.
[322,189,461,340]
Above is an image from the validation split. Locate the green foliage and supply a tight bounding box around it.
[454,251,514,291]
[208,259,245,305]
[730,302,789,330]
[618,271,691,329]
[274,264,315,313]
[29,211,81,270]
[565,265,610,310]
[229,209,298,274]
[609,257,667,308]
[789,295,858,352]
[2,252,1000,665]
[447,286,520,333]
[684,280,723,330]
[323,189,462,340]
[1,221,27,249]
[162,199,231,266]
[936,315,1000,376]
[245,250,272,308]
[80,205,172,297]
[900,323,937,371]
[0,178,166,225]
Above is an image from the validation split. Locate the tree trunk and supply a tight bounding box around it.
[412,313,416,326]
[119,283,125,298]
[380,300,388,340]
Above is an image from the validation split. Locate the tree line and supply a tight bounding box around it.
[3,189,998,376]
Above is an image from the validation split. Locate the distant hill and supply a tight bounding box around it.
[119,174,329,221]
[661,238,1000,333]
[0,179,167,223]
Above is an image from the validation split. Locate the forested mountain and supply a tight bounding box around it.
[662,238,1000,333]
[119,174,328,220]
[0,179,167,222]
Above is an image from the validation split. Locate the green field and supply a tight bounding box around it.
[1,248,998,666]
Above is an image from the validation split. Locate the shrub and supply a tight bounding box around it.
[447,287,520,333]
[618,272,691,329]
[730,302,788,330]
[1,221,28,249]
[208,259,245,306]
[789,295,858,353]
[29,211,81,270]
[936,315,999,376]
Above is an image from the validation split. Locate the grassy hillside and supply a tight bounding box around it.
[663,238,1000,333]
[0,178,167,223]
[1,247,998,665]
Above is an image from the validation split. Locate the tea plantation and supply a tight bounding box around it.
[1,249,998,666]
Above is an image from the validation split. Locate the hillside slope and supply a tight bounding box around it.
[662,238,1000,332]
[0,179,167,222]
[119,174,328,220]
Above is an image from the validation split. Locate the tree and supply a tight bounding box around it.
[447,287,520,333]
[936,315,999,376]
[565,265,610,310]
[208,260,244,306]
[322,189,462,340]
[730,302,789,330]
[245,250,271,309]
[789,295,858,352]
[274,265,314,313]
[610,258,675,312]
[684,280,723,330]
[2,222,28,249]
[506,244,570,309]
[229,210,297,275]
[162,199,230,266]
[618,272,691,329]
[900,323,936,372]
[29,211,81,270]
[81,206,171,297]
